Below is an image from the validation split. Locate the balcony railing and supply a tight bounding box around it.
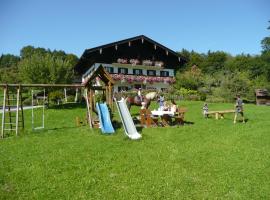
[111,74,175,84]
[117,58,164,67]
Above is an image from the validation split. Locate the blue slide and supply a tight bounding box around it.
[96,103,115,134]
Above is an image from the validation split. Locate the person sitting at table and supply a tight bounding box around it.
[161,102,173,126]
[163,101,170,111]
[157,94,165,110]
[170,100,177,113]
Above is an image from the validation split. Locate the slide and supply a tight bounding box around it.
[115,99,141,140]
[96,103,115,134]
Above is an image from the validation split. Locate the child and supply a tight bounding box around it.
[202,103,209,118]
[234,95,245,123]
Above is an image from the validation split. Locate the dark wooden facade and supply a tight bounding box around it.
[255,89,270,105]
[75,35,186,75]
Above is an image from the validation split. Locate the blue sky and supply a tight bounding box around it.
[0,0,269,57]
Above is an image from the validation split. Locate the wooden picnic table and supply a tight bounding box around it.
[152,108,187,126]
[151,110,174,126]
[151,110,174,116]
[140,108,187,127]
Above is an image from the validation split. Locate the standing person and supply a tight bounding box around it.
[138,88,143,102]
[202,103,209,118]
[157,94,165,110]
[234,95,245,123]
[141,102,146,109]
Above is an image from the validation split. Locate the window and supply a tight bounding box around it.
[147,70,156,76]
[160,71,169,77]
[133,69,143,75]
[118,86,129,92]
[161,88,168,92]
[104,67,114,73]
[118,68,128,74]
[134,84,142,89]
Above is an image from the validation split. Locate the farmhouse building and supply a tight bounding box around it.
[75,35,186,92]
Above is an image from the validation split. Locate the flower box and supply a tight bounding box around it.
[117,58,128,64]
[142,60,153,66]
[112,74,175,84]
[154,61,164,67]
[129,59,140,66]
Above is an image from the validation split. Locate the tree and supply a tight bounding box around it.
[224,54,252,71]
[20,46,48,59]
[261,21,270,52]
[201,51,228,74]
[17,46,79,84]
[261,37,270,52]
[0,54,20,68]
[176,49,206,72]
[187,51,206,70]
[260,21,270,81]
[18,53,74,84]
[0,67,21,83]
[174,65,203,90]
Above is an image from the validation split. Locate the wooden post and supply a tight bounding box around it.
[74,88,78,103]
[6,87,13,131]
[1,87,7,138]
[102,90,105,102]
[20,85,24,129]
[15,87,20,136]
[64,88,67,103]
[85,88,92,128]
[108,82,112,108]
[105,86,109,105]
[89,89,92,111]
[92,89,95,108]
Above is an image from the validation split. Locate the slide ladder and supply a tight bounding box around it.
[1,86,24,138]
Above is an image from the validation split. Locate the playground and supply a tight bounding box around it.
[1,100,270,199]
[1,64,270,199]
[1,62,270,199]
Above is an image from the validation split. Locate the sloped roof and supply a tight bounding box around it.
[75,35,186,74]
[255,89,269,97]
[83,35,184,59]
[82,64,114,87]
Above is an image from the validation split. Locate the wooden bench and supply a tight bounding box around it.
[206,110,235,119]
[172,108,187,125]
[140,109,159,127]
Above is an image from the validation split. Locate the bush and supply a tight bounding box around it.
[97,93,106,103]
[205,96,227,103]
[66,95,75,102]
[49,91,64,104]
[23,97,32,106]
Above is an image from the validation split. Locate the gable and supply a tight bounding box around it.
[75,35,186,74]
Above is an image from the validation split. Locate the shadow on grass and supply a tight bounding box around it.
[112,120,123,130]
[30,125,82,133]
[235,118,249,123]
[184,120,195,125]
[48,103,86,110]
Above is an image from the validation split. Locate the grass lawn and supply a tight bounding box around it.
[0,101,270,199]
